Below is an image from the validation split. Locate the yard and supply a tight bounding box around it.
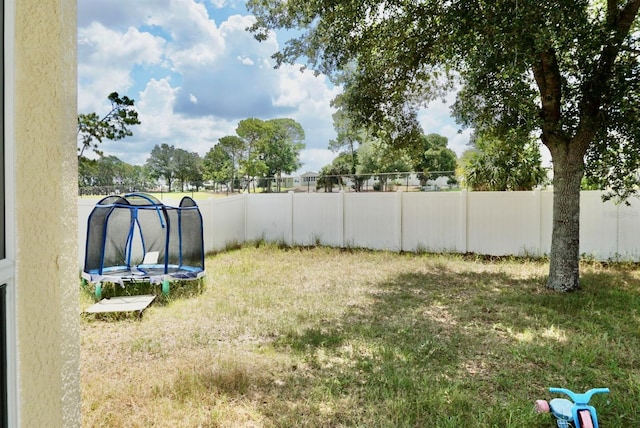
[81,245,640,427]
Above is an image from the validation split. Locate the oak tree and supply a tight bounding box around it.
[248,0,640,291]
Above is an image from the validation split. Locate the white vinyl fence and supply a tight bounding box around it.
[77,190,640,267]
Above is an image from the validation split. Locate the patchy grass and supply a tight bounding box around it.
[81,245,640,427]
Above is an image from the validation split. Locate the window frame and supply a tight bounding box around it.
[0,0,17,425]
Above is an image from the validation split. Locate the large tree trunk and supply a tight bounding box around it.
[546,145,585,292]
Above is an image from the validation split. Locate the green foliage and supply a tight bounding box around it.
[78,155,149,189]
[200,118,307,193]
[248,0,640,291]
[203,136,245,192]
[173,148,203,192]
[316,153,352,192]
[145,145,203,193]
[211,118,305,192]
[463,130,549,191]
[146,143,177,192]
[329,99,364,169]
[203,144,234,189]
[357,136,412,190]
[329,91,457,191]
[412,133,458,185]
[77,92,141,158]
[260,118,305,191]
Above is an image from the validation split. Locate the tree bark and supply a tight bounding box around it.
[546,143,585,292]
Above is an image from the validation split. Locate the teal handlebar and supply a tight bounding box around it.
[549,387,609,405]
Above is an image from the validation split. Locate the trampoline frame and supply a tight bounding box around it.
[82,193,205,298]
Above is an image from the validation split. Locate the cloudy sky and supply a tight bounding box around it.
[78,0,473,174]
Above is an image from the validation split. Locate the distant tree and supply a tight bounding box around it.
[329,96,370,191]
[317,153,353,192]
[77,92,141,159]
[93,155,124,186]
[146,143,177,192]
[236,118,269,191]
[463,130,548,191]
[188,155,205,191]
[217,135,245,192]
[261,118,305,192]
[173,149,202,192]
[235,118,305,192]
[78,154,148,191]
[357,136,412,191]
[411,134,458,186]
[78,157,98,187]
[127,165,151,190]
[203,145,234,191]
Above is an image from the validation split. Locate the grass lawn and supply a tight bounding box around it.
[80,245,640,427]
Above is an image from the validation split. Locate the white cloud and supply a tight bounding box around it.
[299,149,337,173]
[78,22,166,112]
[207,0,237,8]
[136,78,180,139]
[77,0,464,176]
[98,77,237,165]
[237,55,254,66]
[418,92,471,157]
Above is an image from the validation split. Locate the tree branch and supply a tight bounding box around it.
[574,0,640,149]
[532,48,564,148]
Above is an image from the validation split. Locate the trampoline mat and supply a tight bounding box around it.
[83,265,204,285]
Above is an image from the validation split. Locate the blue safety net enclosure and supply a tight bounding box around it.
[82,193,205,292]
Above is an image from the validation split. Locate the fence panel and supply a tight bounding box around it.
[467,191,542,256]
[617,199,640,261]
[292,192,344,247]
[540,191,553,256]
[245,193,293,244]
[78,190,640,267]
[579,192,619,260]
[344,192,401,250]
[205,196,245,252]
[401,192,463,253]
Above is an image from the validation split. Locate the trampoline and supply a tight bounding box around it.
[82,193,205,297]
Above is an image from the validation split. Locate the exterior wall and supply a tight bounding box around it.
[14,0,79,426]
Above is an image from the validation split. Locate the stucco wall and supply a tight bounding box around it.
[14,0,79,426]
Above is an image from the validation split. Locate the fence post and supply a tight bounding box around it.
[533,188,542,257]
[243,191,249,246]
[396,190,403,252]
[288,191,294,246]
[458,189,468,253]
[616,196,620,259]
[340,190,345,248]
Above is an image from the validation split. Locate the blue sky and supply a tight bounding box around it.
[78,0,474,174]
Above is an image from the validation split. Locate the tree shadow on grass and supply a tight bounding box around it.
[268,267,640,427]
